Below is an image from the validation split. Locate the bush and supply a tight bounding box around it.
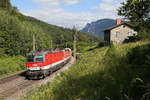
[123,36,139,43]
[98,41,105,47]
[0,55,25,75]
[138,28,150,40]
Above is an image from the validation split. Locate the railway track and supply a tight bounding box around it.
[0,74,19,85]
[0,80,36,98]
[0,57,74,100]
[0,71,33,99]
[0,71,26,85]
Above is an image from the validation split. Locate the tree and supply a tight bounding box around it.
[0,0,11,9]
[118,0,150,39]
[118,0,150,22]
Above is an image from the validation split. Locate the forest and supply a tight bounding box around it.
[0,0,100,56]
[0,0,101,75]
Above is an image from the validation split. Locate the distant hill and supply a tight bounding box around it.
[81,19,116,38]
[25,16,101,44]
[0,0,101,56]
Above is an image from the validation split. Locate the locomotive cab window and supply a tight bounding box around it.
[27,56,34,62]
[35,56,44,62]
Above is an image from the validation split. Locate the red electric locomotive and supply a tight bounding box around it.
[26,48,72,79]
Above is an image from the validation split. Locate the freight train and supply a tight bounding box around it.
[26,48,72,79]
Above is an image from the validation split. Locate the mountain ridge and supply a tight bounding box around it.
[81,19,116,38]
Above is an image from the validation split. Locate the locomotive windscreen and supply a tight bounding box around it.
[27,56,34,62]
[35,56,44,62]
[26,56,44,62]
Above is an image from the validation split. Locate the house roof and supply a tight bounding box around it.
[104,22,135,32]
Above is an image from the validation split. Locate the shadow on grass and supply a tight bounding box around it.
[87,46,101,51]
[87,45,107,51]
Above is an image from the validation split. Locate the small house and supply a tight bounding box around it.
[104,18,137,45]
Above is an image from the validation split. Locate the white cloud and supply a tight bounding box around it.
[22,0,103,29]
[95,3,116,12]
[22,0,124,29]
[61,0,80,5]
[103,0,114,3]
[32,0,60,7]
[92,0,120,12]
[23,8,104,29]
[32,0,81,6]
[91,0,125,19]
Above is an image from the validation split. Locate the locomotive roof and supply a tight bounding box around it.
[26,48,70,56]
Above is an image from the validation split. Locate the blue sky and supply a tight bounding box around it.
[10,0,125,29]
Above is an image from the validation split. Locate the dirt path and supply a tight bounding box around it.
[0,57,74,100]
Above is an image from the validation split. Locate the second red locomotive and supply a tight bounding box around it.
[26,48,72,79]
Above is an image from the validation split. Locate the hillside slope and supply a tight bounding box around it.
[0,0,101,76]
[25,41,150,100]
[0,0,101,56]
[24,16,101,44]
[81,19,116,37]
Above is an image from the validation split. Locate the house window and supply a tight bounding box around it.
[128,32,132,36]
[116,31,120,38]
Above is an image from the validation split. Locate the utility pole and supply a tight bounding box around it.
[51,40,53,49]
[33,34,36,51]
[73,26,77,63]
[5,0,8,24]
[65,41,67,48]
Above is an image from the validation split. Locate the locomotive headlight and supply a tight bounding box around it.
[28,67,40,70]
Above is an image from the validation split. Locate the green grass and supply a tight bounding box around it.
[0,55,25,76]
[24,41,150,100]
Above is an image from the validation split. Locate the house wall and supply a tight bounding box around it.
[110,25,137,45]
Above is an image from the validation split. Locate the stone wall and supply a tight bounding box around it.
[110,25,137,45]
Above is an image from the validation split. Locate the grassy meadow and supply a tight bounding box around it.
[24,41,150,100]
